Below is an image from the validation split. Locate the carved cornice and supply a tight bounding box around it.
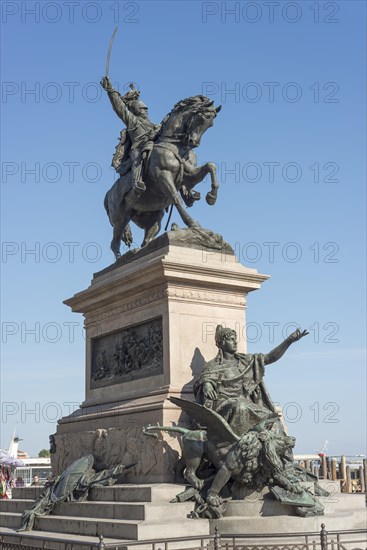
[86,289,166,326]
[162,259,269,288]
[65,251,269,316]
[85,286,247,326]
[165,287,246,308]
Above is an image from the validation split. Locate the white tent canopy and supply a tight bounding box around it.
[0,449,25,467]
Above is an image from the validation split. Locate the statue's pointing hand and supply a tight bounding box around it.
[100,76,113,92]
[288,328,309,343]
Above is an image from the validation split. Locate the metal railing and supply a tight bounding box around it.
[0,525,366,550]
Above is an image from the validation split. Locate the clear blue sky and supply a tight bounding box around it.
[1,1,366,458]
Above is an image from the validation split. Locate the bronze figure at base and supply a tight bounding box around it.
[144,325,327,519]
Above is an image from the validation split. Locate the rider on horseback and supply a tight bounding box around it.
[100,77,160,197]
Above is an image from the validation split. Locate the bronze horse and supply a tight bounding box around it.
[104,95,221,259]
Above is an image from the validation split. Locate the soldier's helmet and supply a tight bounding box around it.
[129,99,148,116]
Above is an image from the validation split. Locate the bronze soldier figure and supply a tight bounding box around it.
[100,77,159,197]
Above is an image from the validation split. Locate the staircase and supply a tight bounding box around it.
[1,481,366,549]
[213,481,367,534]
[0,483,210,548]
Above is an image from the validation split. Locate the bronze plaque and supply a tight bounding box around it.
[91,318,163,388]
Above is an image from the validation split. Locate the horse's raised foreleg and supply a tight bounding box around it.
[157,169,201,229]
[182,162,219,206]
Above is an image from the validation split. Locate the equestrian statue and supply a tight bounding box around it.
[100,30,221,260]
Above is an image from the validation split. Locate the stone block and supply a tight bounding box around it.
[0,499,33,514]
[34,514,210,540]
[53,239,268,482]
[89,483,185,502]
[54,500,193,521]
[318,479,341,493]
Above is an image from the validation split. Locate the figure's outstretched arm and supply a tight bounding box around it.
[264,329,308,365]
[100,76,134,127]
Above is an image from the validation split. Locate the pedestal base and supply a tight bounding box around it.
[53,229,269,481]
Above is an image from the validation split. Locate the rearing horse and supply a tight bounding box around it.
[104,95,221,260]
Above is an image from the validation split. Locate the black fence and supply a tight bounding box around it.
[0,525,366,550]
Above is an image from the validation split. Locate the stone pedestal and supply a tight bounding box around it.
[52,229,268,482]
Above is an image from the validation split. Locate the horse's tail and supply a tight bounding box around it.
[143,425,189,439]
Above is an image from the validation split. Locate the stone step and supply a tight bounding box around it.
[0,499,34,514]
[226,492,367,517]
[0,512,21,530]
[319,492,366,512]
[0,511,209,540]
[9,483,185,509]
[90,483,185,502]
[34,514,209,540]
[11,487,45,500]
[10,483,185,503]
[54,500,193,521]
[3,492,364,522]
[0,499,194,522]
[317,480,341,493]
[225,498,296,517]
[213,508,367,534]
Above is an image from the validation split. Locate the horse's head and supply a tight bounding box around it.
[185,98,221,148]
[160,95,221,147]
